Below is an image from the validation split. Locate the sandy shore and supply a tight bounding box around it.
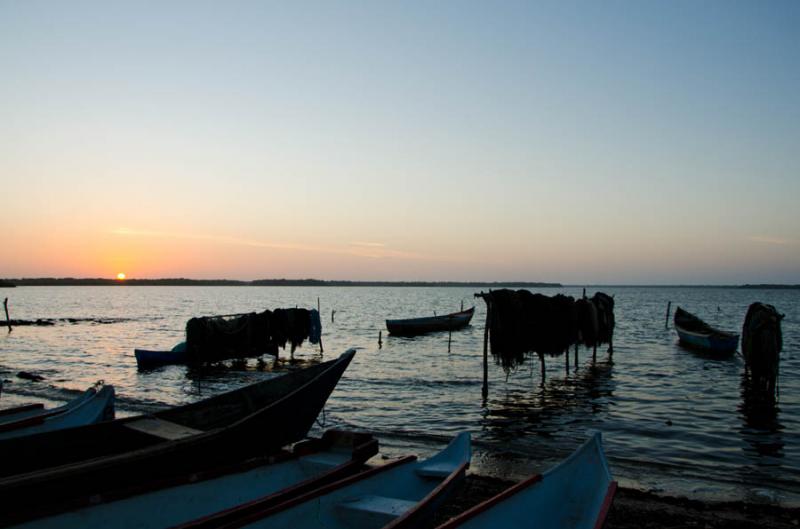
[431,474,800,528]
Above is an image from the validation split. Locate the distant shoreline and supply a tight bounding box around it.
[1,278,798,289]
[0,278,562,288]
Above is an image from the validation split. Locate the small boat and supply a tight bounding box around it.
[435,433,616,529]
[0,350,356,520]
[7,429,378,528]
[175,432,471,529]
[674,307,739,354]
[135,342,188,369]
[386,307,475,336]
[0,383,114,439]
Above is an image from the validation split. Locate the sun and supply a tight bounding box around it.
[116,273,126,281]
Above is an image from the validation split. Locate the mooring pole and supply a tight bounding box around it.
[448,317,453,353]
[378,331,382,349]
[317,297,324,353]
[482,302,490,399]
[3,298,10,332]
[665,301,672,330]
[331,310,335,323]
[574,343,578,368]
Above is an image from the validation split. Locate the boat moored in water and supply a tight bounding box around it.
[674,307,739,355]
[386,307,475,336]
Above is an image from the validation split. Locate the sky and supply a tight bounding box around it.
[1,1,798,284]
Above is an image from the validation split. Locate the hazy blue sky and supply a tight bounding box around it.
[2,1,798,283]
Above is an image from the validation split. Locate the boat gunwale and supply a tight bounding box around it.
[173,455,420,529]
[674,325,739,341]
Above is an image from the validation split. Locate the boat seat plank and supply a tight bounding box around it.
[124,417,203,440]
[415,463,454,478]
[336,495,416,525]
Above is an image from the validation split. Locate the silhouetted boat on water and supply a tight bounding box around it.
[674,307,738,354]
[0,350,355,521]
[386,307,475,336]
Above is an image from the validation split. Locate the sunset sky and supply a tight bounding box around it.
[2,1,798,284]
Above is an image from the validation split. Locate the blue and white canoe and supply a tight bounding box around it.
[176,432,471,529]
[0,383,115,440]
[436,433,616,529]
[674,307,739,355]
[10,430,378,529]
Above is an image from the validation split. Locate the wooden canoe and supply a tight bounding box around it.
[135,343,189,369]
[386,307,475,336]
[175,432,471,529]
[436,433,616,529]
[0,384,114,439]
[674,307,739,354]
[0,350,356,521]
[8,430,378,528]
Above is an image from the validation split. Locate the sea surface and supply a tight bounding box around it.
[0,285,797,506]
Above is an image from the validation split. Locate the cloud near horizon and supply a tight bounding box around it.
[747,236,799,246]
[110,228,479,264]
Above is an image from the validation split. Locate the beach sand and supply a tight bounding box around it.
[432,474,800,528]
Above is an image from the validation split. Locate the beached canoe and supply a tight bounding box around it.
[386,307,475,336]
[175,432,471,529]
[436,433,616,529]
[7,429,378,528]
[0,383,114,439]
[0,350,355,520]
[674,307,739,354]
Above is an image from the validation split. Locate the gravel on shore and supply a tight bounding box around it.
[430,474,800,529]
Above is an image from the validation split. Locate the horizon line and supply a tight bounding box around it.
[2,278,798,289]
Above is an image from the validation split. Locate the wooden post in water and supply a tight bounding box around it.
[378,331,382,349]
[665,301,672,330]
[539,353,546,385]
[3,298,10,332]
[448,324,452,353]
[482,302,490,399]
[565,349,569,373]
[317,297,324,354]
[574,343,578,368]
[331,310,336,323]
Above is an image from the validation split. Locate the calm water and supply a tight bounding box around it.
[1,286,798,505]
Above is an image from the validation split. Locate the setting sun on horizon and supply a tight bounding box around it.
[116,273,126,281]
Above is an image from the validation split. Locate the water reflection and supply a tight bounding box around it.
[739,371,784,459]
[481,356,615,442]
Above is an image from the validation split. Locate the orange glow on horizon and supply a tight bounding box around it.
[116,273,126,280]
